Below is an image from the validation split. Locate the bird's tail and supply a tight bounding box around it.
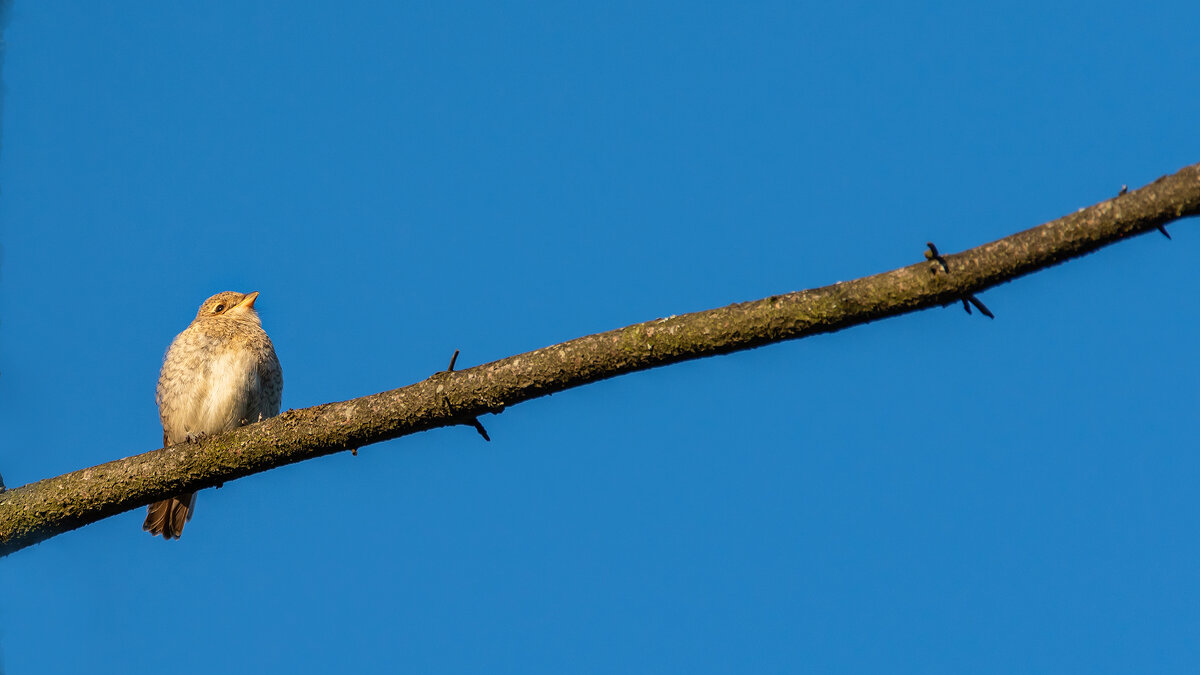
[143,493,197,540]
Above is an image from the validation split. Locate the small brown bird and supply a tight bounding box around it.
[144,291,283,539]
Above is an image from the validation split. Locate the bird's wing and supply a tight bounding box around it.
[257,351,283,418]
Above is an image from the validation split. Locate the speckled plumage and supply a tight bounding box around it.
[143,291,282,539]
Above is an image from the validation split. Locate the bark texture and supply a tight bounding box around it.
[3,164,1199,556]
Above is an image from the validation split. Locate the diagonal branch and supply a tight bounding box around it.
[3,163,1199,556]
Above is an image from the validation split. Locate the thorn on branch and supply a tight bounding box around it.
[924,242,950,274]
[1157,224,1172,240]
[471,419,491,442]
[924,240,993,319]
[964,294,995,319]
[439,350,492,442]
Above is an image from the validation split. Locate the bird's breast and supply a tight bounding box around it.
[158,330,268,441]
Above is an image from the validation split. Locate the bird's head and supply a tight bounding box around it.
[194,291,263,325]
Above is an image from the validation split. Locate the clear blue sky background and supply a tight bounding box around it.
[2,2,1198,673]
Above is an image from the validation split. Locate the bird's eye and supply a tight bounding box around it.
[213,304,226,313]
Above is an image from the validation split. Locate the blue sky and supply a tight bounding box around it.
[2,2,1199,673]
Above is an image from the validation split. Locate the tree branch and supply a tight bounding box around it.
[3,164,1199,556]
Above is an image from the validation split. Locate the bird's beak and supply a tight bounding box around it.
[238,291,260,309]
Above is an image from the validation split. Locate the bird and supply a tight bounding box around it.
[144,291,283,539]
